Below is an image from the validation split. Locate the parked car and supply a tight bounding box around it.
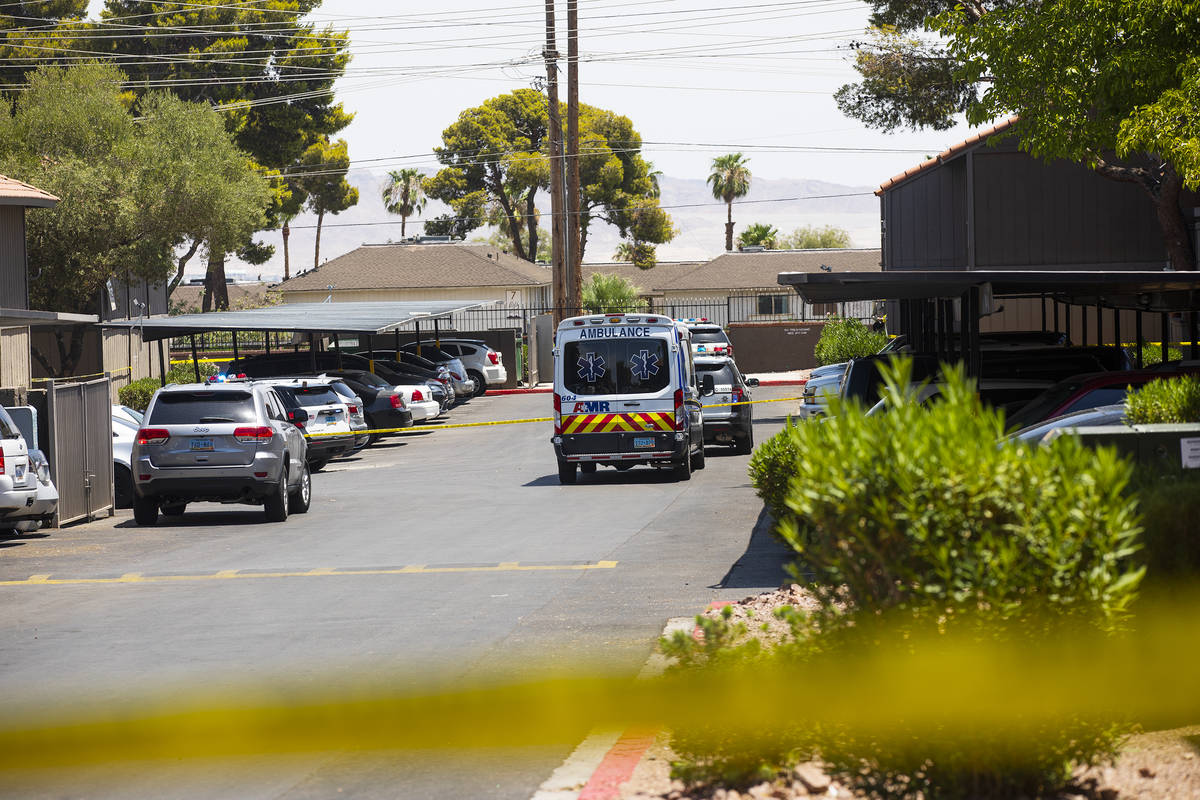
[1006,367,1200,430]
[865,379,1056,417]
[429,339,507,396]
[1008,403,1127,444]
[394,343,476,399]
[0,406,53,533]
[113,413,137,508]
[256,378,358,471]
[798,368,846,419]
[679,320,732,357]
[16,448,59,532]
[325,379,371,451]
[317,370,416,436]
[131,381,311,525]
[695,355,758,453]
[352,350,456,409]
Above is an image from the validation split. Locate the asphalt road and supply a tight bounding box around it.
[0,388,801,799]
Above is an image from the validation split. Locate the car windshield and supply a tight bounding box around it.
[1005,381,1087,429]
[327,382,356,401]
[563,338,671,396]
[283,386,342,407]
[691,330,728,344]
[149,392,257,424]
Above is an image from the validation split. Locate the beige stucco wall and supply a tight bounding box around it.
[280,286,546,305]
[0,326,31,389]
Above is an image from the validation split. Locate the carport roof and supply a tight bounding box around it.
[777,270,1200,311]
[0,307,97,326]
[100,300,496,341]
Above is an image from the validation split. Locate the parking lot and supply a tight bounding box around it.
[0,386,799,798]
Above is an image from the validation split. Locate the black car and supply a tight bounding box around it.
[319,370,414,440]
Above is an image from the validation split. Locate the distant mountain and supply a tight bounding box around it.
[222,172,880,282]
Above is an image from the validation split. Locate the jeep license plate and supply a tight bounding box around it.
[633,436,655,449]
[190,438,214,451]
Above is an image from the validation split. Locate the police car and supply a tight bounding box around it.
[552,313,706,484]
[678,318,733,357]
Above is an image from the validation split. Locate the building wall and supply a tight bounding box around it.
[0,326,31,388]
[280,286,545,305]
[0,207,28,308]
[973,151,1164,269]
[881,158,967,270]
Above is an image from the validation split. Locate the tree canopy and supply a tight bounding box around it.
[582,273,647,312]
[295,137,358,270]
[382,168,427,238]
[425,89,674,265]
[779,225,852,249]
[707,153,752,252]
[0,63,270,369]
[736,223,779,249]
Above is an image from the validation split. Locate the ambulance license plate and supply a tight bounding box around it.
[633,437,654,449]
[190,438,214,451]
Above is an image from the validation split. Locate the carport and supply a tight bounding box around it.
[778,270,1200,374]
[101,300,497,384]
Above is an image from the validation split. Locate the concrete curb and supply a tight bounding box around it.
[485,387,553,395]
[756,379,807,387]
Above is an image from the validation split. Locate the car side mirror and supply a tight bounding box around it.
[700,374,715,396]
[746,377,760,387]
[287,408,309,427]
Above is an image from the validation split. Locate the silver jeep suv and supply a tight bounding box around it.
[132,381,311,525]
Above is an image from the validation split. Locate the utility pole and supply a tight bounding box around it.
[567,0,581,314]
[543,0,566,325]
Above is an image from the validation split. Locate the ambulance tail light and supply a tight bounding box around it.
[674,388,685,429]
[553,392,562,434]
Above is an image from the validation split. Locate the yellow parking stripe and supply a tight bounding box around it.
[0,561,619,587]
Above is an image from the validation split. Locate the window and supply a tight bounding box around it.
[757,294,789,315]
[149,392,257,424]
[563,338,672,396]
[0,407,21,439]
[695,361,737,385]
[690,329,730,345]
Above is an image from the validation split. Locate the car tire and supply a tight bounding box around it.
[309,459,329,473]
[558,460,577,485]
[288,463,311,514]
[691,442,706,471]
[674,446,692,482]
[580,462,597,474]
[468,370,487,397]
[114,463,133,509]
[133,494,158,526]
[734,426,754,455]
[161,503,187,517]
[264,468,289,523]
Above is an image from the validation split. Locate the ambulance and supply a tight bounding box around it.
[551,312,708,484]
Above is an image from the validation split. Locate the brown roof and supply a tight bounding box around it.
[0,174,58,207]
[876,117,1018,195]
[277,244,552,292]
[653,249,881,292]
[581,260,707,294]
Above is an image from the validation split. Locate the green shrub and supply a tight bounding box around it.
[767,360,1142,628]
[1124,374,1200,424]
[812,316,888,366]
[1125,343,1182,367]
[747,420,802,526]
[118,377,160,412]
[1131,468,1200,577]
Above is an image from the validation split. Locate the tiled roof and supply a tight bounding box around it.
[278,244,552,292]
[652,249,881,292]
[0,174,58,207]
[876,117,1018,196]
[580,260,707,294]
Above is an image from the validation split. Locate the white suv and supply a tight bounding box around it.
[431,339,507,396]
[0,406,39,530]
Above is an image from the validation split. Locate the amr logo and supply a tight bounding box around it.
[572,401,611,413]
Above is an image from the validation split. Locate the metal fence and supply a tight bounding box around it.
[45,376,114,526]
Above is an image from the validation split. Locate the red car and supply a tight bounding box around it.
[1006,366,1200,429]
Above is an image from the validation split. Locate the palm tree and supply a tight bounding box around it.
[736,222,779,250]
[707,153,752,252]
[381,168,427,237]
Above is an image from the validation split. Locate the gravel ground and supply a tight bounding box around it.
[618,586,1200,800]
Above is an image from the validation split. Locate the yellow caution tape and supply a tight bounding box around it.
[303,396,807,438]
[30,365,132,383]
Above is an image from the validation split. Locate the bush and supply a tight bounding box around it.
[772,359,1143,627]
[1125,343,1182,367]
[1131,468,1200,577]
[747,420,802,526]
[118,377,159,412]
[1124,374,1200,424]
[812,317,888,366]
